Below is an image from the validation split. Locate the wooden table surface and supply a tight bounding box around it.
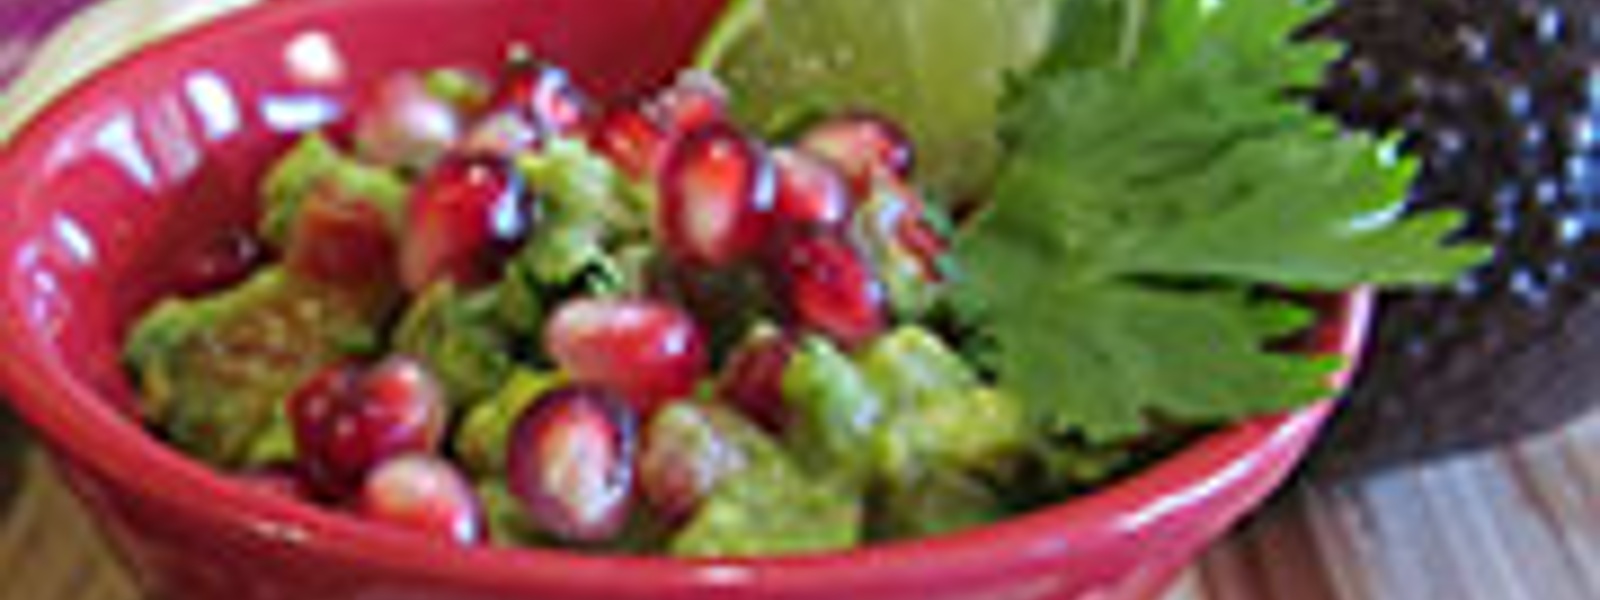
[2,407,1595,600]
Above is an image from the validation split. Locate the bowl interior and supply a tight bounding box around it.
[0,0,726,415]
[0,0,1368,595]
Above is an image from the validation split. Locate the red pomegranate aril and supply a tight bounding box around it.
[799,113,915,187]
[639,403,746,523]
[289,357,448,497]
[772,148,854,233]
[506,386,637,543]
[489,59,591,136]
[545,298,707,413]
[285,187,399,287]
[360,454,485,545]
[659,123,776,266]
[773,233,888,347]
[354,73,463,172]
[400,154,532,292]
[590,107,668,179]
[287,363,361,495]
[357,356,451,444]
[717,330,796,432]
[647,71,728,135]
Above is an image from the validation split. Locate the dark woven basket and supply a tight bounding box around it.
[0,408,25,513]
[1310,0,1600,478]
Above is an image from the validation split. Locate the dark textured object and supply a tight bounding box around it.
[1308,0,1600,477]
[0,407,24,513]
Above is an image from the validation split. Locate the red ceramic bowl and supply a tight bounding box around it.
[0,0,1373,598]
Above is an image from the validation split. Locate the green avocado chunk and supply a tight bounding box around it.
[779,336,887,480]
[124,268,391,466]
[779,327,1027,489]
[259,133,407,250]
[513,138,651,287]
[393,282,517,407]
[670,463,861,558]
[871,468,1006,541]
[859,327,1027,479]
[666,404,862,558]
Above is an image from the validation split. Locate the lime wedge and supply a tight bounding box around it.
[704,0,1058,201]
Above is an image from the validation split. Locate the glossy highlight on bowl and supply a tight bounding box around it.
[0,0,1372,598]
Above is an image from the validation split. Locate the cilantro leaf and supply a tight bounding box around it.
[955,0,1487,441]
[974,281,1338,440]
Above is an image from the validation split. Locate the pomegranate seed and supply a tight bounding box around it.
[647,71,728,135]
[639,403,748,522]
[285,184,399,286]
[400,154,533,292]
[288,357,448,497]
[659,123,777,266]
[799,113,915,188]
[506,386,637,543]
[488,59,591,136]
[772,233,888,347]
[717,330,796,431]
[360,454,485,545]
[590,107,668,179]
[288,363,361,494]
[353,73,463,172]
[545,298,707,413]
[772,148,854,234]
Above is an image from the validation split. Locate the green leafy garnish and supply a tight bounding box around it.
[953,0,1488,441]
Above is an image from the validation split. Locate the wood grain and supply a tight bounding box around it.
[2,411,1594,600]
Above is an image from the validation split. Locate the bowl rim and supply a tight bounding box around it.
[0,0,1375,592]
